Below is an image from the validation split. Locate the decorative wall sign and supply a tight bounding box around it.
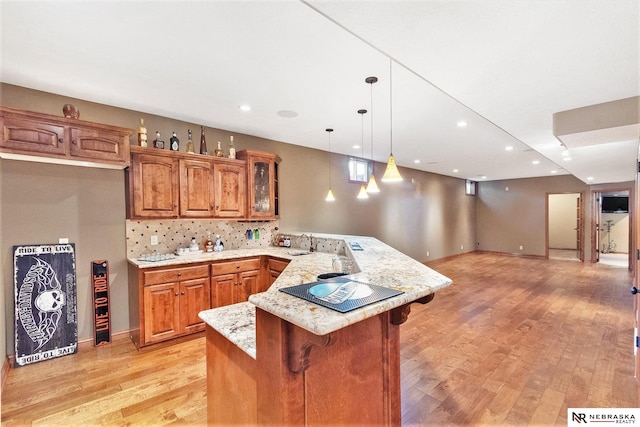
[91,260,111,346]
[13,244,78,367]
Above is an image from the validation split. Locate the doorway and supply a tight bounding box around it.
[547,193,583,261]
[593,189,631,268]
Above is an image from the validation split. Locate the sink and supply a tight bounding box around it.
[287,250,311,256]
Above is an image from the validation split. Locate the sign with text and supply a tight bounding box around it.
[13,244,78,367]
[91,260,111,346]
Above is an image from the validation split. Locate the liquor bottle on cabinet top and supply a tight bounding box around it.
[186,129,195,154]
[138,118,148,147]
[200,126,208,155]
[152,131,164,149]
[214,141,224,157]
[169,131,179,151]
[228,135,236,159]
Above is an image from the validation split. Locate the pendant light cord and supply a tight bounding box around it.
[389,58,393,156]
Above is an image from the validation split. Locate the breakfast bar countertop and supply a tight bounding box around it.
[193,233,452,357]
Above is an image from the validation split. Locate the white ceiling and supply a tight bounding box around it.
[1,0,638,184]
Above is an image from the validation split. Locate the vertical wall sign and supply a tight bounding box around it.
[91,260,111,346]
[13,244,78,367]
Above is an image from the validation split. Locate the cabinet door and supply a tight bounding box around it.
[237,270,260,303]
[249,157,275,219]
[143,282,181,344]
[0,116,66,156]
[180,277,211,334]
[211,273,236,308]
[131,153,179,218]
[214,163,246,218]
[180,158,215,217]
[69,127,128,164]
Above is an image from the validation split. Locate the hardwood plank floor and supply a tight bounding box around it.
[1,252,637,426]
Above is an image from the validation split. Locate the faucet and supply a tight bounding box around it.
[310,234,315,252]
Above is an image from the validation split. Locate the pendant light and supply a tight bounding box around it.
[357,109,369,199]
[325,128,335,202]
[381,59,403,182]
[365,76,380,193]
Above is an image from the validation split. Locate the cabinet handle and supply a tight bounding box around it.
[58,138,63,144]
[72,139,77,145]
[175,292,179,296]
[181,291,185,295]
[236,265,240,269]
[177,272,182,276]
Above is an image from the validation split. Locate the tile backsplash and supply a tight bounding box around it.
[126,219,280,258]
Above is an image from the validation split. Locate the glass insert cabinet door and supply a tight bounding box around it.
[253,161,270,213]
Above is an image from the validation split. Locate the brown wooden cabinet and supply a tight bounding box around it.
[130,263,210,347]
[180,158,215,217]
[213,163,246,218]
[0,106,132,168]
[266,257,290,290]
[211,257,261,308]
[128,151,180,218]
[127,147,250,219]
[237,150,281,220]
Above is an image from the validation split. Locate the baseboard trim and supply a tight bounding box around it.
[475,250,547,260]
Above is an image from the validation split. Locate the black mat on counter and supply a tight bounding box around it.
[279,278,403,313]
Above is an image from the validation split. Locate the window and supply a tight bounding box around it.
[348,157,372,183]
[465,180,477,196]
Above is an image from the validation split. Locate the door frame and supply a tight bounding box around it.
[590,186,634,269]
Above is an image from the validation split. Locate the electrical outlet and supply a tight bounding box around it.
[460,245,464,250]
[58,237,69,244]
[426,251,430,257]
[151,235,158,245]
[519,245,523,250]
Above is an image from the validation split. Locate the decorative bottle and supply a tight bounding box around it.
[169,131,179,151]
[152,131,164,149]
[214,141,224,157]
[200,126,208,155]
[228,135,236,159]
[185,129,195,154]
[138,119,148,147]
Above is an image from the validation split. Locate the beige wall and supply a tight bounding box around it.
[477,176,591,256]
[0,83,477,359]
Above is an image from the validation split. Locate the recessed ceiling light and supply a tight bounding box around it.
[414,159,421,164]
[563,157,572,161]
[532,160,540,165]
[277,110,298,118]
[587,176,594,181]
[505,146,514,151]
[353,145,360,150]
[550,170,558,174]
[457,121,468,128]
[453,169,459,173]
[480,175,487,180]
[239,105,251,112]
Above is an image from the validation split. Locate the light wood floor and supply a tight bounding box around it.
[1,252,637,426]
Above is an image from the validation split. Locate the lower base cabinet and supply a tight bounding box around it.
[129,255,290,348]
[211,257,261,308]
[130,263,211,347]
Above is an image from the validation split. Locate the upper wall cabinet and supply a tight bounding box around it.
[126,147,254,220]
[0,106,132,169]
[237,150,281,220]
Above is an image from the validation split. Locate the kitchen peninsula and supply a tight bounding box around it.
[197,233,452,426]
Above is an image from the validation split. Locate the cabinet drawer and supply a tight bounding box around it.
[269,257,290,273]
[211,258,261,275]
[144,265,210,285]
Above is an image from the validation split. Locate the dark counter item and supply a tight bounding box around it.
[317,272,348,280]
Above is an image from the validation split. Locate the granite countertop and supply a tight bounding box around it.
[194,232,453,360]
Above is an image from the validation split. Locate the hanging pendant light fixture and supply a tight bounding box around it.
[325,128,336,202]
[357,109,369,199]
[381,59,403,182]
[365,76,380,193]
